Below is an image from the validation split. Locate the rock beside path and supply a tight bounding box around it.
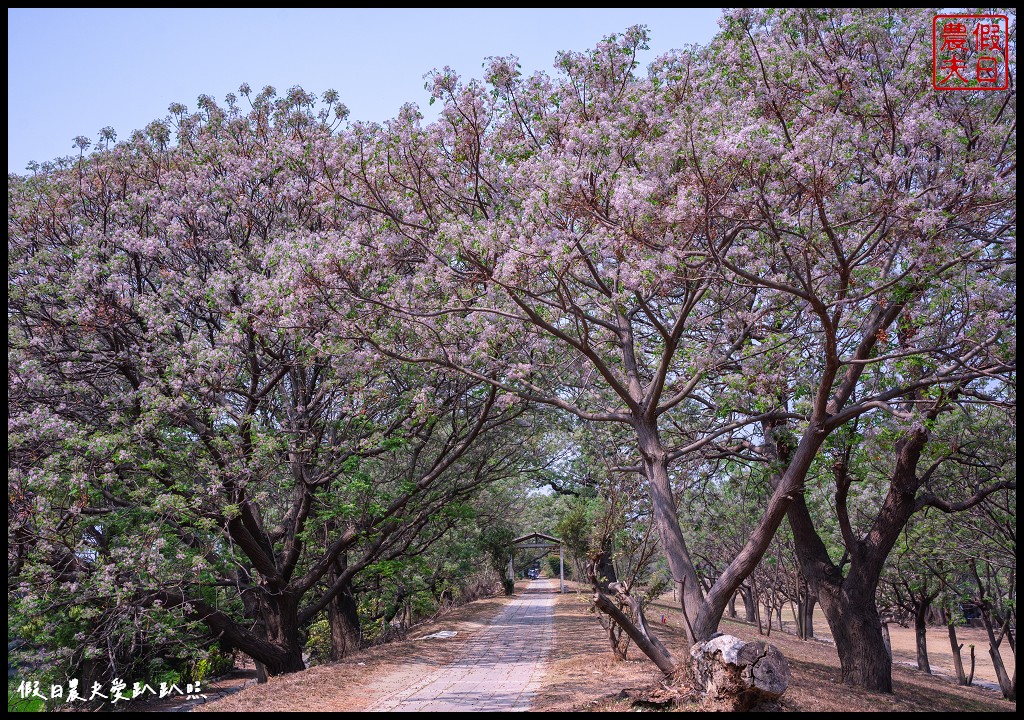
[690,634,790,711]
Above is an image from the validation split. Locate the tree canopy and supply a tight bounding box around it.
[8,6,1015,701]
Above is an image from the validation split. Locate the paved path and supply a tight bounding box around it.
[367,579,556,712]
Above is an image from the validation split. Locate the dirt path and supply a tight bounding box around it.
[366,578,555,712]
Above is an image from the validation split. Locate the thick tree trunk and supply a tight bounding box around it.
[593,545,619,591]
[787,541,894,691]
[915,604,931,673]
[784,425,932,693]
[328,578,361,661]
[153,588,305,680]
[259,592,306,676]
[727,593,737,619]
[818,586,893,692]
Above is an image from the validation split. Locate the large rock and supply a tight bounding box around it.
[690,634,790,711]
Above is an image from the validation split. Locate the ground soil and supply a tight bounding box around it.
[195,594,515,712]
[723,595,1014,690]
[636,592,1014,712]
[195,580,1015,712]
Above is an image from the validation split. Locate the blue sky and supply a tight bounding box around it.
[7,9,723,174]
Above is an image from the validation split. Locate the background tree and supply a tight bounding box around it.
[952,486,1017,700]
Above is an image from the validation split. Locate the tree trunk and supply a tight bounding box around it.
[691,423,830,644]
[784,425,933,693]
[981,611,1016,701]
[635,424,704,644]
[947,621,968,685]
[762,598,773,636]
[881,622,893,661]
[799,596,816,640]
[727,593,737,619]
[788,548,894,692]
[607,619,630,660]
[153,588,305,681]
[972,559,1015,701]
[817,585,893,692]
[593,545,618,591]
[632,411,830,654]
[987,646,1015,701]
[741,585,757,623]
[259,592,306,676]
[593,589,677,674]
[915,603,931,673]
[328,578,361,661]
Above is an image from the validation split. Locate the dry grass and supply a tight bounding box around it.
[532,583,659,711]
[195,581,1014,713]
[534,588,1013,713]
[728,596,1014,689]
[643,594,1015,713]
[196,594,514,712]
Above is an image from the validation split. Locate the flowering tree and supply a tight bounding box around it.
[8,6,1015,700]
[296,8,1015,685]
[304,27,788,667]
[705,8,1016,690]
[8,90,537,683]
